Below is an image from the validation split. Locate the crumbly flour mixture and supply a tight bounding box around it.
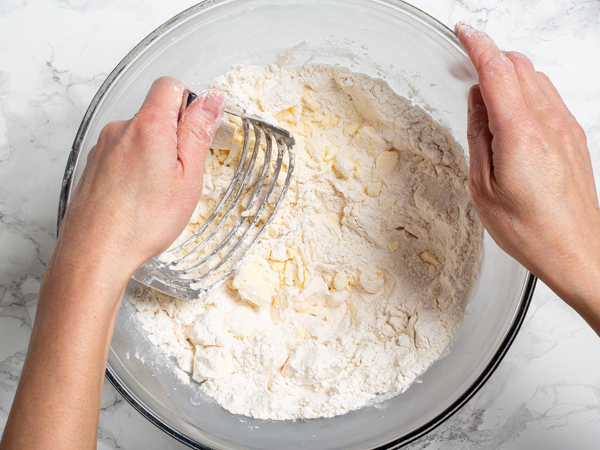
[129,64,483,420]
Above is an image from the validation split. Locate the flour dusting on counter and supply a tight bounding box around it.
[129,63,483,420]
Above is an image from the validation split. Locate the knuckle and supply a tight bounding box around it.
[153,75,178,89]
[514,120,548,150]
[505,51,533,69]
[481,53,514,76]
[149,76,185,100]
[86,145,97,161]
[130,110,168,138]
[140,109,164,126]
[549,111,572,136]
[541,108,579,142]
[509,115,533,140]
[127,113,173,150]
[571,122,588,144]
[516,114,543,137]
[97,120,125,144]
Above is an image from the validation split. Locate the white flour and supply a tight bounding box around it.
[129,64,483,420]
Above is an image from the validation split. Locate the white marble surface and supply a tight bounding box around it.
[0,0,599,448]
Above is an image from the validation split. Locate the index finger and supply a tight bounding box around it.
[455,23,527,129]
[137,76,187,132]
[124,76,187,160]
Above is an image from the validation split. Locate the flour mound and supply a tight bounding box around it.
[129,64,483,420]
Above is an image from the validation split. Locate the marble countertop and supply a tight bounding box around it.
[1,0,599,448]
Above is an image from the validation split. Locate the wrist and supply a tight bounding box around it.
[44,235,133,313]
[53,226,140,281]
[535,229,600,334]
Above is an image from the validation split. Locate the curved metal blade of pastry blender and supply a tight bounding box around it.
[131,90,296,300]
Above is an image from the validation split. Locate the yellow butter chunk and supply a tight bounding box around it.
[380,196,397,212]
[359,269,385,294]
[267,224,280,238]
[233,126,245,145]
[251,77,264,100]
[295,255,305,285]
[232,255,280,307]
[344,121,361,136]
[271,295,291,325]
[376,150,399,174]
[270,261,285,273]
[366,181,383,197]
[320,115,339,130]
[269,245,287,262]
[419,250,439,266]
[333,155,355,178]
[283,261,294,286]
[276,105,301,124]
[216,149,229,163]
[323,146,337,162]
[353,125,389,156]
[303,304,330,318]
[306,143,323,162]
[302,88,319,112]
[354,164,363,180]
[328,290,349,307]
[333,271,349,291]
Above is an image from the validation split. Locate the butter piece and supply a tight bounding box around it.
[320,115,339,130]
[333,271,349,291]
[333,155,355,178]
[323,146,337,162]
[232,255,279,307]
[359,269,385,294]
[366,181,383,197]
[419,250,439,266]
[192,347,234,382]
[376,150,399,174]
[344,121,361,136]
[353,125,389,156]
[187,309,227,346]
[302,88,319,112]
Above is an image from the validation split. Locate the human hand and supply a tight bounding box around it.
[56,77,225,279]
[0,78,226,450]
[455,23,600,329]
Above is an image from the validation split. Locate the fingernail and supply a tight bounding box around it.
[468,85,484,112]
[199,89,226,122]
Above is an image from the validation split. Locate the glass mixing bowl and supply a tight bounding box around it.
[58,0,535,448]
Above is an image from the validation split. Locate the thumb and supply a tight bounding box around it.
[467,84,494,199]
[177,89,226,180]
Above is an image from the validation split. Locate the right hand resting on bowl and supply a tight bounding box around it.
[455,23,600,335]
